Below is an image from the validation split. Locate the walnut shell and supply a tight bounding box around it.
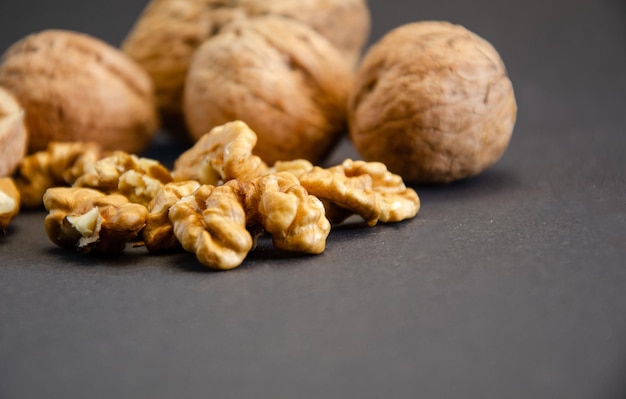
[0,86,27,177]
[121,0,370,130]
[183,16,353,165]
[348,21,517,184]
[0,30,159,154]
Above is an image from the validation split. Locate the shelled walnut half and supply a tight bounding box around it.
[43,187,148,254]
[74,151,173,207]
[14,142,105,208]
[0,87,28,178]
[0,177,20,232]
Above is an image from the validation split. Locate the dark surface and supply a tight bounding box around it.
[1,1,625,398]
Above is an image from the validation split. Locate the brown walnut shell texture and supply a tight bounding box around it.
[0,30,159,154]
[0,86,27,176]
[184,16,353,165]
[348,21,517,184]
[121,0,370,128]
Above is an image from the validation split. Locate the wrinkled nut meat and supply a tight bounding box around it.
[169,172,331,270]
[299,159,420,226]
[122,0,370,128]
[143,180,200,253]
[169,184,253,270]
[43,187,148,253]
[242,172,330,254]
[183,16,353,164]
[74,151,173,206]
[348,21,517,183]
[0,177,20,231]
[173,120,315,184]
[172,120,267,185]
[264,159,314,179]
[15,141,105,208]
[0,30,158,154]
[0,87,28,177]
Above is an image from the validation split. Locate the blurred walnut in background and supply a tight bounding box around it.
[121,0,370,133]
[183,16,353,164]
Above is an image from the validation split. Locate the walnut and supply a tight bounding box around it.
[0,177,20,232]
[43,187,148,253]
[0,87,27,177]
[183,16,353,164]
[169,184,253,270]
[299,159,420,226]
[169,172,330,269]
[264,159,314,179]
[242,172,330,254]
[348,21,517,184]
[74,151,173,206]
[14,141,105,208]
[121,0,370,130]
[143,180,200,253]
[172,120,267,185]
[0,30,158,154]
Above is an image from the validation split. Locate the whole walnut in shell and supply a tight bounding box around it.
[121,0,370,130]
[348,21,517,184]
[0,86,27,176]
[184,16,353,165]
[0,30,158,154]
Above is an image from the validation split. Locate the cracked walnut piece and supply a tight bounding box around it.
[169,172,330,270]
[242,172,330,255]
[43,187,148,253]
[0,86,28,177]
[172,120,267,185]
[0,177,20,232]
[74,151,173,206]
[14,141,105,208]
[169,184,253,270]
[143,180,201,253]
[299,159,420,226]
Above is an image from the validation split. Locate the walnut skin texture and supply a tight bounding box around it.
[43,187,148,254]
[15,142,105,208]
[183,16,353,164]
[0,30,159,154]
[121,0,370,129]
[172,120,268,185]
[169,184,253,270]
[348,21,517,184]
[0,87,27,177]
[0,177,20,231]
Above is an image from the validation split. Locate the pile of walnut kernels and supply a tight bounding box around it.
[6,121,420,270]
[0,0,516,270]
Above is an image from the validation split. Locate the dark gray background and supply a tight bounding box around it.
[1,0,625,398]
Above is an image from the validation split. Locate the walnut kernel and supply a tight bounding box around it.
[0,177,20,231]
[43,187,148,253]
[0,86,27,177]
